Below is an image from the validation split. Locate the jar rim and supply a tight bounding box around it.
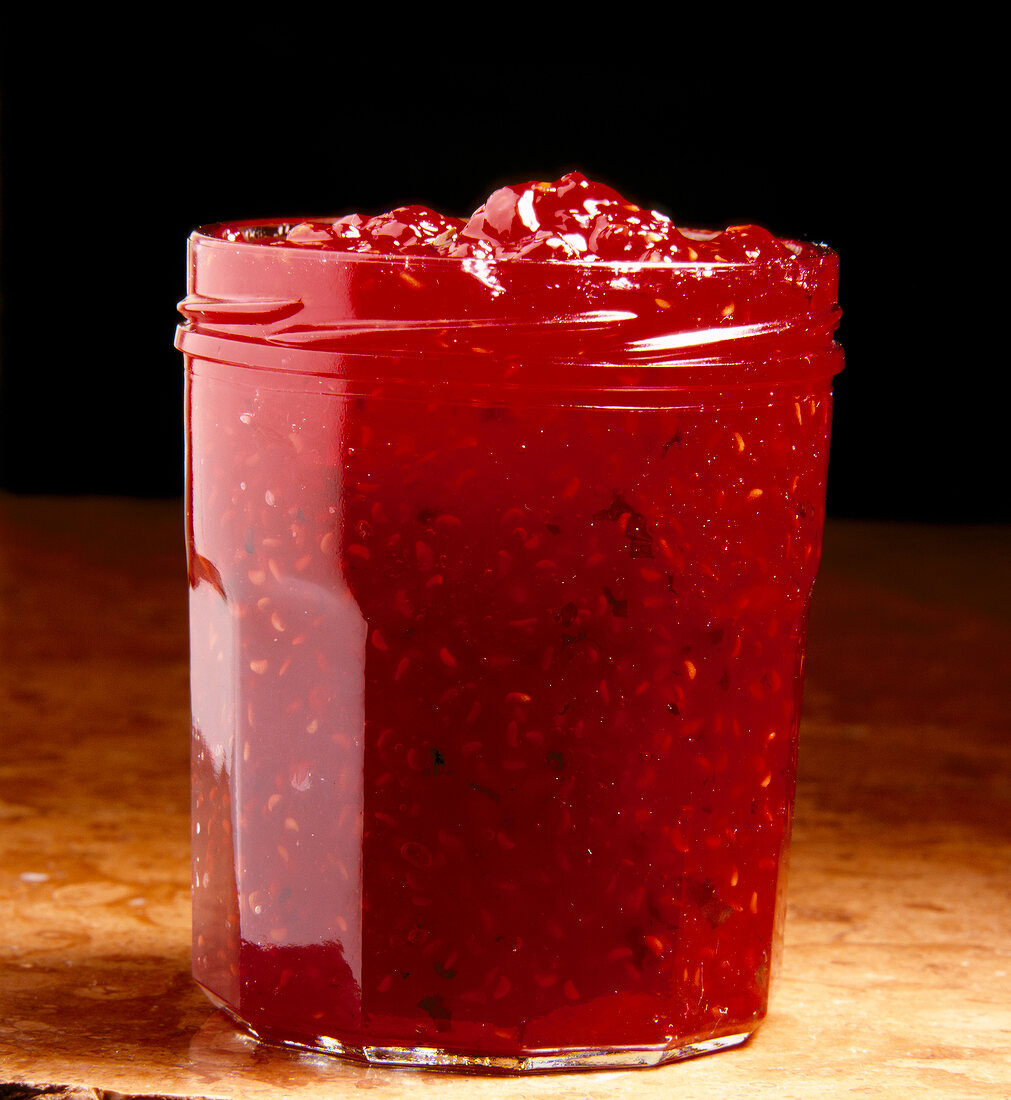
[179,225,842,384]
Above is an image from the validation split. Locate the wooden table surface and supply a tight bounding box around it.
[1,495,1009,1099]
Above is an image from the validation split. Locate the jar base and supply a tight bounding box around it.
[202,985,754,1074]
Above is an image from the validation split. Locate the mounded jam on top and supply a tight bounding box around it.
[182,173,841,1071]
[213,170,802,264]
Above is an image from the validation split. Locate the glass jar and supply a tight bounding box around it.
[177,224,842,1071]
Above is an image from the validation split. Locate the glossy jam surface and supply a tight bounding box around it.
[212,170,803,264]
[182,174,840,1070]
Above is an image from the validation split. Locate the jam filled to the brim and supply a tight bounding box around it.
[179,173,841,1070]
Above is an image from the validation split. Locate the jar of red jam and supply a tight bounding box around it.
[177,174,842,1071]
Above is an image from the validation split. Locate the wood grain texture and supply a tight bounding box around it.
[1,497,1008,1098]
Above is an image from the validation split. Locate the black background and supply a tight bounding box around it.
[0,26,1000,521]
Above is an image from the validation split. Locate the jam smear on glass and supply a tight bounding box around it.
[180,172,841,1071]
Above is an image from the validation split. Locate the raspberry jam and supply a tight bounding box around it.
[177,174,842,1071]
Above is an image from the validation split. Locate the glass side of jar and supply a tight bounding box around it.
[187,355,831,1070]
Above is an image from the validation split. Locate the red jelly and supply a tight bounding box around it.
[177,173,842,1071]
